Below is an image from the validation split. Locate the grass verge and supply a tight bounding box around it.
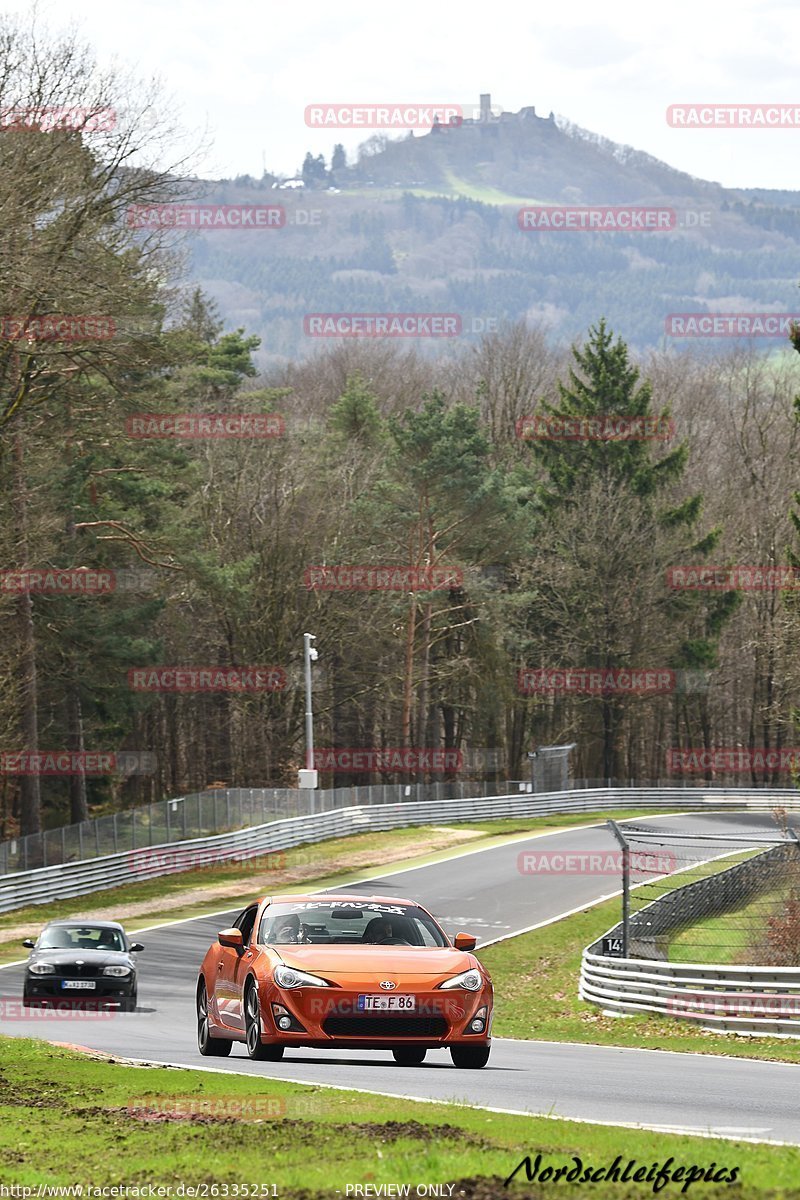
[669,884,788,966]
[0,1036,797,1196]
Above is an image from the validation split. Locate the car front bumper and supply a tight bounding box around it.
[24,975,136,1003]
[257,982,493,1047]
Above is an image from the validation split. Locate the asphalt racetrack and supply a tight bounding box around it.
[2,811,797,1143]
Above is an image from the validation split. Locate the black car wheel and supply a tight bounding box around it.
[121,992,137,1013]
[392,1047,426,1066]
[450,1043,491,1069]
[197,980,232,1057]
[245,981,283,1061]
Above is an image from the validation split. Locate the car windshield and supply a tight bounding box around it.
[259,902,448,947]
[37,925,125,952]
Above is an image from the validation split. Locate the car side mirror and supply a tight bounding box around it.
[218,928,244,952]
[22,938,35,949]
[129,943,144,952]
[453,932,477,951]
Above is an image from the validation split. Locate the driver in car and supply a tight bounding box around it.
[274,914,303,943]
[363,917,395,943]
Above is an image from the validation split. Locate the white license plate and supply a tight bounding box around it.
[357,994,415,1011]
[62,980,96,990]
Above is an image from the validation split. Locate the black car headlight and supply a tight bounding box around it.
[28,963,55,975]
[102,966,132,978]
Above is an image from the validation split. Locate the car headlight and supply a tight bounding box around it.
[102,966,132,977]
[28,963,55,975]
[438,969,483,991]
[274,965,330,989]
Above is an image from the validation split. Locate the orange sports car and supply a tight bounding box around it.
[196,893,493,1068]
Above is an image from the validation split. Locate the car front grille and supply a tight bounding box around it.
[322,1015,448,1038]
[53,962,103,978]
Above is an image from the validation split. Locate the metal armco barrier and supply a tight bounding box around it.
[2,784,800,914]
[581,830,800,1036]
[580,953,800,1036]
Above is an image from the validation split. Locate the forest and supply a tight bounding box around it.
[2,18,800,840]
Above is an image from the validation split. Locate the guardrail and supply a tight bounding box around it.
[2,784,800,915]
[1,780,520,873]
[580,953,800,1036]
[4,776,799,874]
[581,836,800,1036]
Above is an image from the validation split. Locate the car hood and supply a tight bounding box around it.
[28,949,134,969]
[274,944,475,977]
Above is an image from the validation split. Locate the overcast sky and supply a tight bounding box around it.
[9,0,800,190]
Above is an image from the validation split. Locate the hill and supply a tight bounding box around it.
[181,97,800,366]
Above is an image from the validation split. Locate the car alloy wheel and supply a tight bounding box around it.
[245,981,284,1062]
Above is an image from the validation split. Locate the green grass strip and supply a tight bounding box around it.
[0,1037,797,1195]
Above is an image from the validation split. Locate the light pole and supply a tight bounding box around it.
[298,633,319,799]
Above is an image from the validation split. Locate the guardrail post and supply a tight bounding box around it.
[113,812,118,853]
[608,819,630,957]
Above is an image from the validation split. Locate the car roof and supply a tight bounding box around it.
[262,893,417,907]
[44,919,125,930]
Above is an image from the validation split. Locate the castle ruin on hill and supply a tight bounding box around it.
[431,93,556,132]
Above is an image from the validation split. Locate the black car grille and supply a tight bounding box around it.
[322,1015,448,1038]
[53,962,103,978]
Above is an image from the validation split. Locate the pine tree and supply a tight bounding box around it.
[523,320,735,779]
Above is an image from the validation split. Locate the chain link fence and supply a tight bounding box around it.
[4,777,799,876]
[0,780,536,874]
[604,811,800,964]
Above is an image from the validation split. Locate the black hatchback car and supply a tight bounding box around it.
[22,920,143,1010]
